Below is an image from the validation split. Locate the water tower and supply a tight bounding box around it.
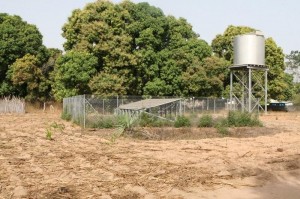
[229,30,268,113]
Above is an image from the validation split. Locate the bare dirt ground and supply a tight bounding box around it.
[1,111,300,199]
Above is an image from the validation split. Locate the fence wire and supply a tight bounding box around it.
[63,95,230,128]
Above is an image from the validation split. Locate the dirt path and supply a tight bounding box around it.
[0,112,300,198]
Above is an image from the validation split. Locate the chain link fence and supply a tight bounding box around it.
[63,95,229,128]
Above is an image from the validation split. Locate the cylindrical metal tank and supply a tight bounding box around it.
[233,31,265,66]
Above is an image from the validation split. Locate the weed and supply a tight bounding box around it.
[213,117,230,135]
[110,114,139,143]
[46,128,53,140]
[198,114,213,127]
[215,124,230,136]
[174,115,191,128]
[50,122,65,132]
[88,116,117,129]
[138,112,173,127]
[61,112,71,121]
[45,122,65,140]
[227,111,262,127]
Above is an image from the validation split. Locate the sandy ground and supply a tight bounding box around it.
[0,111,300,199]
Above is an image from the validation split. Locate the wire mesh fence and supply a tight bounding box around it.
[0,97,25,114]
[63,95,230,128]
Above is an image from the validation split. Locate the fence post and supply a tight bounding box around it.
[192,97,195,113]
[117,95,119,109]
[83,95,86,129]
[214,98,216,113]
[183,100,185,114]
[103,99,105,115]
[207,98,209,111]
[179,99,182,115]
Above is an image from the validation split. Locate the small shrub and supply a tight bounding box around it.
[46,128,53,140]
[215,124,230,135]
[213,117,230,135]
[90,116,116,129]
[45,122,66,141]
[84,115,119,129]
[174,115,191,128]
[111,114,139,143]
[50,122,65,132]
[198,114,213,127]
[138,113,172,127]
[293,93,300,106]
[227,111,262,127]
[61,112,71,121]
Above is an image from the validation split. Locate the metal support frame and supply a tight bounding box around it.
[229,65,268,113]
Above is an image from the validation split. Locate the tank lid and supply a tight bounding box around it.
[244,30,264,37]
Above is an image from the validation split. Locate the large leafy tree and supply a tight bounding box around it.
[211,25,294,100]
[286,51,300,69]
[8,54,49,101]
[62,0,211,97]
[181,56,230,97]
[0,13,48,96]
[285,50,300,83]
[52,51,97,101]
[265,38,294,100]
[212,25,254,62]
[89,72,127,97]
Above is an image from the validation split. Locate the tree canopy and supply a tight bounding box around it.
[9,54,49,101]
[62,0,212,98]
[285,50,300,84]
[52,51,98,101]
[0,13,48,96]
[0,2,296,102]
[286,51,300,69]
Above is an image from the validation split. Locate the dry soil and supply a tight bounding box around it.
[0,111,300,199]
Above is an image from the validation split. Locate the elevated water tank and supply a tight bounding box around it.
[233,30,265,66]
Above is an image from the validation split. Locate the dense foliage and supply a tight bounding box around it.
[61,0,212,98]
[52,51,98,101]
[286,51,300,69]
[0,1,296,102]
[0,13,48,97]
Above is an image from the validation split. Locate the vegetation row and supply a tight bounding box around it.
[62,111,262,136]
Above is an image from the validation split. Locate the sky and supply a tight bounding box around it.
[0,0,299,54]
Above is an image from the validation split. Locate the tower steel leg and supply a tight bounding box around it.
[230,71,233,110]
[265,70,268,114]
[248,68,252,112]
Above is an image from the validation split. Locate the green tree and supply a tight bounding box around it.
[211,25,254,61]
[0,13,48,96]
[265,38,294,100]
[285,50,300,84]
[42,48,62,79]
[211,25,294,100]
[89,72,127,97]
[52,51,97,101]
[62,0,211,97]
[9,54,48,101]
[286,51,300,69]
[202,56,230,97]
[181,56,230,97]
